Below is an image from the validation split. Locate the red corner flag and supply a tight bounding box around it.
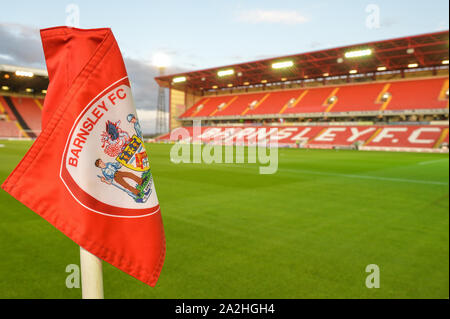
[1,27,165,287]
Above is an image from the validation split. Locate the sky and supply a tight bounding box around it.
[0,0,448,132]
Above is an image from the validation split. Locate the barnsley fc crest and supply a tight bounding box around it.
[60,78,159,217]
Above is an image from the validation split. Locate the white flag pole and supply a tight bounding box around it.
[80,246,104,299]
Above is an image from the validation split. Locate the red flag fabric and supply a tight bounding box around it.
[1,27,165,287]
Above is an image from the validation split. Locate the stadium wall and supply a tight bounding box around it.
[169,88,185,130]
[156,124,449,153]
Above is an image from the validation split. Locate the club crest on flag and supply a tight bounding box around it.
[116,134,150,171]
[60,78,159,217]
[100,119,150,172]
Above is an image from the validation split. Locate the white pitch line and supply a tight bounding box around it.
[418,158,449,165]
[280,168,449,186]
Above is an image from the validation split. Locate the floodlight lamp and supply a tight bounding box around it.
[344,49,372,58]
[272,60,294,69]
[15,70,34,77]
[217,69,234,77]
[152,52,170,68]
[172,76,186,83]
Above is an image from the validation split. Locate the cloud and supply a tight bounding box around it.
[237,9,309,25]
[0,23,45,67]
[136,108,169,135]
[124,57,186,116]
[0,53,14,61]
[123,57,160,110]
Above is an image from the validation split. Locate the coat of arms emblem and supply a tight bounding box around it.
[96,114,152,203]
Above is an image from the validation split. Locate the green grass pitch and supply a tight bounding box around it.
[0,140,448,299]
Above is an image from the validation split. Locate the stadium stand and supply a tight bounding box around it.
[179,77,449,118]
[0,65,47,138]
[0,96,20,137]
[0,95,43,138]
[9,96,43,133]
[154,31,449,153]
[0,96,17,121]
[0,121,20,137]
[383,77,448,111]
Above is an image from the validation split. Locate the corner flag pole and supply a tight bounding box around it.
[80,246,104,299]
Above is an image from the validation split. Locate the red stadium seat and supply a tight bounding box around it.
[331,82,386,112]
[0,95,43,138]
[0,96,17,121]
[179,77,449,118]
[215,92,266,116]
[10,96,42,133]
[0,121,21,137]
[384,78,448,111]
